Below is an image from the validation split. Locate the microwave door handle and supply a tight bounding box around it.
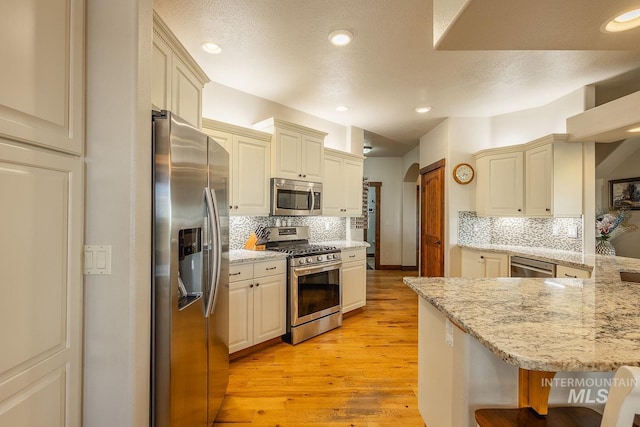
[204,187,222,317]
[310,188,315,211]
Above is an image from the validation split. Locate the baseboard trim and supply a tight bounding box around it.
[230,336,283,361]
[401,266,418,271]
[343,307,364,319]
[376,264,402,270]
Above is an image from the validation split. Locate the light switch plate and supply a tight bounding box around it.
[84,245,112,275]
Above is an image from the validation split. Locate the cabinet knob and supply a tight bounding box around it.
[546,208,551,212]
[249,284,253,288]
[234,205,238,209]
[518,208,522,212]
[303,174,306,178]
[255,283,260,287]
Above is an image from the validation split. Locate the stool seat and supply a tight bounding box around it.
[475,406,603,427]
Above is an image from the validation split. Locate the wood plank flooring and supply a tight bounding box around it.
[214,269,424,427]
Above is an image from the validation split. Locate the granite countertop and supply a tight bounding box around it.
[229,240,369,264]
[404,254,640,372]
[459,243,596,271]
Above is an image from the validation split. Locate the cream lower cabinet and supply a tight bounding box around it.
[556,264,592,279]
[323,149,364,216]
[341,248,367,313]
[0,140,83,427]
[228,259,286,353]
[152,12,209,129]
[460,248,509,278]
[202,119,271,216]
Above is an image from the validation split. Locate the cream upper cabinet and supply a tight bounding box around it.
[475,134,583,217]
[253,118,326,182]
[525,143,553,216]
[476,151,524,216]
[0,0,84,154]
[323,149,364,216]
[152,11,210,129]
[202,119,271,216]
[460,248,509,278]
[341,248,367,313]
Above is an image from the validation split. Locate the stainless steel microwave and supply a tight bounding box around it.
[271,178,322,216]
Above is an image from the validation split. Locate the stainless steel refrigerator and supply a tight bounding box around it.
[152,111,229,427]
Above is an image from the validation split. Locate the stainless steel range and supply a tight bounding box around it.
[264,226,342,345]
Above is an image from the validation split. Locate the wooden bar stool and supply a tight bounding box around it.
[476,366,640,427]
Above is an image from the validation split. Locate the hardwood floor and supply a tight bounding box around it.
[214,269,424,427]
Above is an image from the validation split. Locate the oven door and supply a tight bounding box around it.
[290,261,342,327]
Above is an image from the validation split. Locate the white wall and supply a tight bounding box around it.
[596,140,640,258]
[364,157,404,266]
[402,146,421,267]
[490,87,593,147]
[202,82,350,152]
[85,0,152,426]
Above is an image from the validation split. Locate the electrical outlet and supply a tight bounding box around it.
[567,225,578,239]
[552,224,559,236]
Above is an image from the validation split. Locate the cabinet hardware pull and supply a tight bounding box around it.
[249,284,253,288]
[518,208,522,212]
[266,267,277,270]
[234,205,238,209]
[230,272,242,276]
[546,208,551,212]
[255,283,260,287]
[564,273,577,278]
[349,255,356,258]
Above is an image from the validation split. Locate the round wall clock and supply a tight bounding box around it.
[453,163,475,184]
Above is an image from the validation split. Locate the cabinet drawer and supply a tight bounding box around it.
[341,248,366,262]
[556,264,591,279]
[253,259,286,278]
[229,263,253,282]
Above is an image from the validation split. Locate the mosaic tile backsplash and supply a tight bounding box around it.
[458,211,583,252]
[229,216,346,250]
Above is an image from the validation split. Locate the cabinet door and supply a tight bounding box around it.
[229,279,253,353]
[322,154,344,216]
[0,140,83,427]
[273,128,302,180]
[172,59,203,129]
[301,134,324,182]
[342,251,367,313]
[460,249,486,277]
[344,159,364,215]
[252,274,286,344]
[485,152,523,216]
[152,34,172,112]
[203,129,232,154]
[0,0,84,154]
[484,254,508,277]
[232,135,270,216]
[525,144,553,216]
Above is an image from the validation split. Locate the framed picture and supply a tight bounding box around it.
[610,177,640,209]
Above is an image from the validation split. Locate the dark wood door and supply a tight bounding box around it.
[420,161,445,277]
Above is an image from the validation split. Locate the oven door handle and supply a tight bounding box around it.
[292,260,342,275]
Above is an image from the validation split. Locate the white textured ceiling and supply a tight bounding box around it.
[153,0,640,157]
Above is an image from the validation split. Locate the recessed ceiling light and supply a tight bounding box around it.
[603,8,640,32]
[328,30,353,46]
[336,105,349,112]
[627,126,640,133]
[415,106,432,113]
[201,41,222,54]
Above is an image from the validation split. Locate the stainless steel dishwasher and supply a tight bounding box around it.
[510,256,556,278]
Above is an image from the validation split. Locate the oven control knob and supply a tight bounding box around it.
[298,258,306,265]
[306,257,313,263]
[317,256,322,261]
[326,254,333,260]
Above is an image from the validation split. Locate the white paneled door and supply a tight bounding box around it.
[0,140,83,427]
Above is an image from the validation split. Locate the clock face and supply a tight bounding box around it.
[454,163,474,184]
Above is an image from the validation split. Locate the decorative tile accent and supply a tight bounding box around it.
[458,211,583,252]
[229,216,346,249]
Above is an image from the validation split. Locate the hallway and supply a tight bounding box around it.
[214,270,423,426]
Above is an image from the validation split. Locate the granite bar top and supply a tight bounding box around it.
[404,254,640,372]
[229,240,369,264]
[459,243,595,271]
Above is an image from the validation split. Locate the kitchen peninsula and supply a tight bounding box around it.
[404,254,640,427]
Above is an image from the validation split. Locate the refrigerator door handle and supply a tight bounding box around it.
[204,187,222,317]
